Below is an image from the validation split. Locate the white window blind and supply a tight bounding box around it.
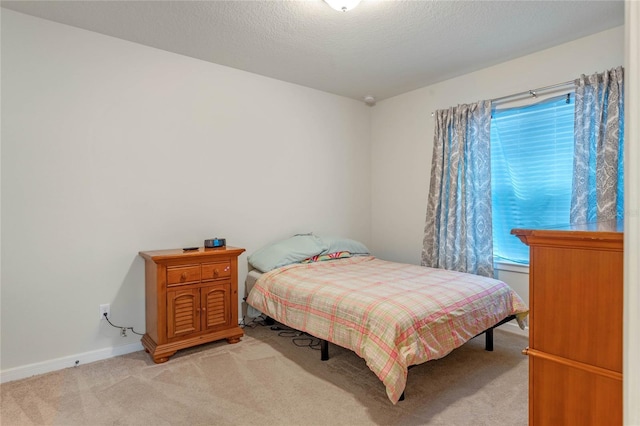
[490,94,575,264]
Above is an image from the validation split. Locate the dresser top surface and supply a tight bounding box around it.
[511,220,624,235]
[511,220,623,248]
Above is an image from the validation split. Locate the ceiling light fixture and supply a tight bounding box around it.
[324,0,361,12]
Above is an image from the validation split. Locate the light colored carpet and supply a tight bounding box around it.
[1,323,528,425]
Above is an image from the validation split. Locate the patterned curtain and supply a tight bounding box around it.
[571,66,624,224]
[421,100,493,277]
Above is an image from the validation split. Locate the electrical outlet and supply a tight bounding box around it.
[100,304,110,320]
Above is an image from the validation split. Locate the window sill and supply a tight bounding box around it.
[494,260,530,274]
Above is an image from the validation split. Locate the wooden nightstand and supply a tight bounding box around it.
[139,246,245,363]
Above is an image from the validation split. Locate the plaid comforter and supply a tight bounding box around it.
[246,256,529,404]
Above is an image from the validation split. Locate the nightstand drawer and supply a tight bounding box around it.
[202,261,231,281]
[167,265,201,286]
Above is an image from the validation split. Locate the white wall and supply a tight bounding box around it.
[624,1,639,423]
[370,26,625,306]
[0,10,371,375]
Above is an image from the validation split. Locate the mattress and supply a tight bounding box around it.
[245,269,264,318]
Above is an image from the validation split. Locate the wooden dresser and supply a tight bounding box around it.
[139,246,245,363]
[512,221,623,426]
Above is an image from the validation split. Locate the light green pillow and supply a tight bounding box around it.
[320,236,370,255]
[248,234,328,272]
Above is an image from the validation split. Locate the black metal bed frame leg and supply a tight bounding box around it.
[485,328,494,351]
[320,339,329,361]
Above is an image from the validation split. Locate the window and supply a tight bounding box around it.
[490,94,575,264]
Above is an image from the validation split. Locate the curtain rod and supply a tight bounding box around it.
[431,79,575,116]
[490,79,575,104]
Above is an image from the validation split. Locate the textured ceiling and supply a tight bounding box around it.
[1,0,625,103]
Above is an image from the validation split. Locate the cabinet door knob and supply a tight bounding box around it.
[180,272,187,282]
[214,269,219,277]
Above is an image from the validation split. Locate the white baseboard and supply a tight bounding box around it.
[1,320,527,384]
[0,341,144,384]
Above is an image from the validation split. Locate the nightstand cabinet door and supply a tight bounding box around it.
[167,287,200,339]
[202,283,231,331]
[139,246,245,364]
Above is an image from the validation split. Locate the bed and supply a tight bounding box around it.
[245,235,528,404]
